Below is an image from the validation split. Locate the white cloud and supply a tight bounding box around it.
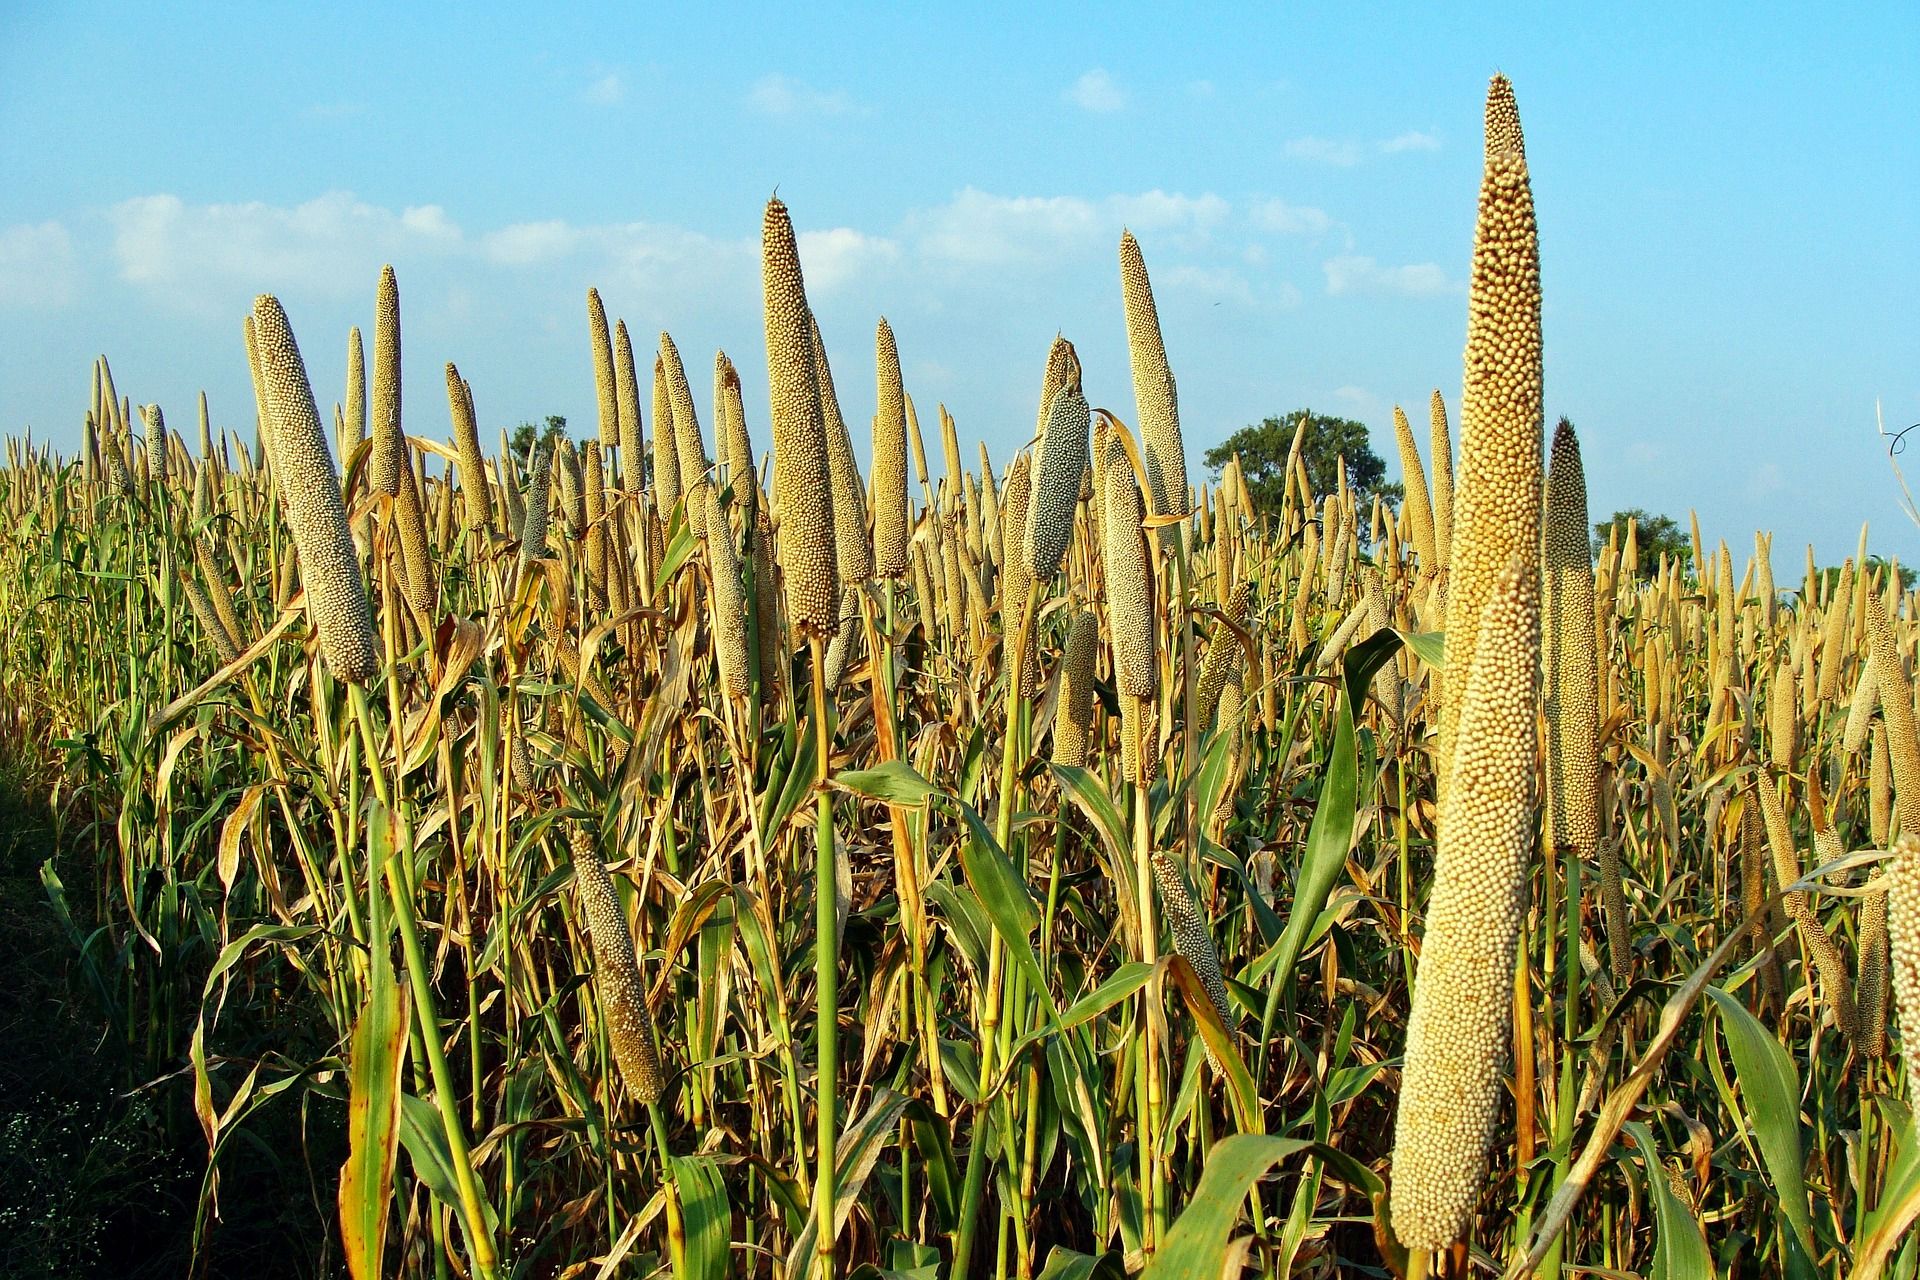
[1748,461,1785,499]
[913,189,1100,267]
[911,188,1230,268]
[797,228,902,292]
[1110,190,1229,232]
[1322,254,1454,298]
[1159,264,1257,306]
[1331,385,1386,421]
[1066,69,1125,113]
[0,221,77,307]
[484,220,584,266]
[1248,197,1333,236]
[1285,136,1362,167]
[109,192,465,299]
[1380,130,1440,153]
[747,73,859,118]
[583,72,625,106]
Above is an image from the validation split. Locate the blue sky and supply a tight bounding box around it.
[3,2,1916,570]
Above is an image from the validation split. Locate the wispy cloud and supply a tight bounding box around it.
[1287,131,1442,166]
[0,221,76,307]
[747,73,860,118]
[1322,254,1455,298]
[583,71,625,107]
[1248,197,1333,236]
[1065,69,1125,113]
[1285,136,1363,167]
[1380,130,1440,154]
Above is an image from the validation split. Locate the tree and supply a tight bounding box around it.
[1591,508,1690,573]
[509,415,571,469]
[1203,410,1401,518]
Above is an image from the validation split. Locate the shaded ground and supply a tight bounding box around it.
[0,763,335,1278]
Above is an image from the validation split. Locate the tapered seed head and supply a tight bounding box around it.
[517,436,554,574]
[661,330,711,497]
[588,288,619,447]
[1430,391,1454,569]
[1120,230,1186,545]
[344,326,366,450]
[1026,347,1089,582]
[718,352,755,509]
[705,486,752,698]
[250,295,378,685]
[1101,434,1155,700]
[762,197,839,639]
[1434,75,1545,804]
[445,362,493,530]
[1392,406,1438,572]
[370,264,404,496]
[651,354,680,510]
[1391,558,1539,1251]
[1889,837,1920,1065]
[1052,609,1099,768]
[1543,419,1598,870]
[615,320,644,491]
[569,826,664,1105]
[810,313,873,586]
[1865,590,1920,840]
[873,317,909,579]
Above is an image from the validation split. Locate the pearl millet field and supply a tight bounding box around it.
[1,74,1914,1280]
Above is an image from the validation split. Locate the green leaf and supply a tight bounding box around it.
[397,1093,498,1246]
[654,521,698,593]
[785,1088,915,1275]
[835,760,944,807]
[1166,956,1262,1135]
[338,944,409,1280]
[948,797,1058,1022]
[1855,1111,1920,1280]
[1396,628,1445,670]
[671,1154,731,1280]
[1036,1246,1126,1279]
[1705,986,1814,1268]
[1622,1121,1714,1280]
[1141,1134,1310,1279]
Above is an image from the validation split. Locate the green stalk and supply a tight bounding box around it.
[809,634,838,1280]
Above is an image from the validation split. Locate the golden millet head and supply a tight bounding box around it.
[569,825,664,1105]
[1101,433,1156,701]
[588,287,619,447]
[762,197,839,639]
[1052,608,1098,768]
[872,317,910,579]
[370,264,404,497]
[1119,230,1187,540]
[1391,559,1539,1252]
[249,295,378,685]
[1026,355,1089,583]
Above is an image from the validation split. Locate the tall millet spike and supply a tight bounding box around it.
[1866,589,1920,839]
[1434,73,1545,802]
[761,197,839,640]
[1101,432,1156,702]
[1391,406,1438,573]
[249,296,378,685]
[370,264,404,496]
[344,326,366,452]
[588,288,619,448]
[651,354,680,511]
[1429,392,1454,570]
[1026,349,1089,583]
[705,486,752,698]
[1119,230,1187,545]
[1889,835,1920,1085]
[615,320,644,491]
[809,313,874,587]
[446,362,493,530]
[1544,421,1616,972]
[661,330,712,497]
[873,318,910,579]
[717,353,755,509]
[998,452,1037,696]
[516,436,554,580]
[569,825,664,1104]
[1390,559,1540,1252]
[1052,609,1098,768]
